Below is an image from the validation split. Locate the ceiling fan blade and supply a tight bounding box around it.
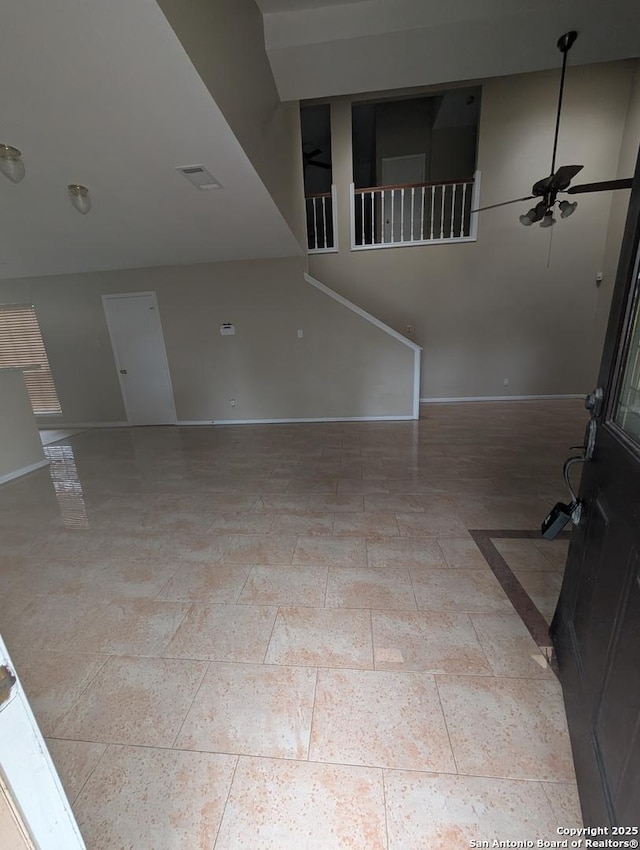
[551,164,583,190]
[532,175,554,196]
[471,196,535,213]
[567,178,633,195]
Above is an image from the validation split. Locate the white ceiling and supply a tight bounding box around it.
[259,0,640,101]
[0,0,301,281]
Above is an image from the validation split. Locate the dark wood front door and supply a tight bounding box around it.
[552,149,640,827]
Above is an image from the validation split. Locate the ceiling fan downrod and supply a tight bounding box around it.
[550,30,578,178]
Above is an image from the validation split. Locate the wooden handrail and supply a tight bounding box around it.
[354,177,474,194]
[305,191,332,199]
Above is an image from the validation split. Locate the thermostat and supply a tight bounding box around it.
[220,323,236,335]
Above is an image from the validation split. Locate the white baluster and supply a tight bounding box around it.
[400,188,405,242]
[360,192,365,245]
[430,187,435,240]
[383,190,387,243]
[410,187,415,241]
[312,198,318,250]
[420,187,425,241]
[440,185,445,239]
[322,196,328,248]
[460,183,468,237]
[370,191,375,245]
[450,185,456,238]
[391,190,395,243]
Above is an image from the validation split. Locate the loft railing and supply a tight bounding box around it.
[350,171,480,250]
[306,185,338,253]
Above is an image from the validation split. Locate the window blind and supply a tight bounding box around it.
[0,304,62,414]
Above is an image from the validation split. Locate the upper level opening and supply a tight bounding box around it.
[352,88,480,189]
[351,88,481,248]
[301,104,336,253]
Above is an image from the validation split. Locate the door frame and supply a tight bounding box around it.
[102,291,177,426]
[0,635,85,848]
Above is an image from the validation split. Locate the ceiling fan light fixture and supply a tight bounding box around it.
[540,210,556,228]
[559,199,578,218]
[68,184,91,215]
[519,210,536,226]
[0,144,25,183]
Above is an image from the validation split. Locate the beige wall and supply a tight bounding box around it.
[0,370,45,483]
[592,59,640,380]
[312,60,637,399]
[0,258,415,425]
[156,0,307,250]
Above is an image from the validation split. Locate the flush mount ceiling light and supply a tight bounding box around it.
[68,184,91,215]
[0,144,26,183]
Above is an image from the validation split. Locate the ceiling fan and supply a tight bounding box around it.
[473,30,633,227]
[303,147,331,172]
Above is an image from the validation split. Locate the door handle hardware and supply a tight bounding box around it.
[585,387,604,417]
[0,665,16,707]
[119,369,128,375]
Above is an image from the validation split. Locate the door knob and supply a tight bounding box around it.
[585,387,603,416]
[119,369,128,375]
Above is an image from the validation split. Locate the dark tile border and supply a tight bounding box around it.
[469,529,571,676]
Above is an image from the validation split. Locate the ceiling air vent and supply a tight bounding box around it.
[176,165,222,190]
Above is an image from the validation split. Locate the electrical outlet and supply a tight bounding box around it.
[503,378,509,387]
[406,324,414,334]
[297,329,304,339]
[229,399,236,407]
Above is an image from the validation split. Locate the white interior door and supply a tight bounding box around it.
[103,292,176,426]
[0,636,85,849]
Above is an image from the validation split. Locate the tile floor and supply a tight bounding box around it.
[0,401,588,848]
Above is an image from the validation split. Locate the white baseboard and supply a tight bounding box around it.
[178,415,416,426]
[420,394,585,404]
[0,459,50,486]
[36,421,129,428]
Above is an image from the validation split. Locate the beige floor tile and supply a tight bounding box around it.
[265,607,373,668]
[156,564,250,603]
[54,656,207,747]
[532,538,570,570]
[366,536,446,569]
[437,537,488,568]
[252,495,310,512]
[269,512,334,536]
[238,566,328,607]
[310,668,456,772]
[74,745,237,850]
[396,511,471,538]
[164,532,231,563]
[336,478,389,494]
[215,756,386,850]
[363,494,427,512]
[82,598,191,656]
[10,650,108,735]
[219,533,298,565]
[45,738,107,803]
[210,512,275,533]
[515,568,563,597]
[325,566,417,610]
[293,535,367,567]
[165,603,277,662]
[493,538,558,571]
[306,494,364,512]
[470,612,553,678]
[542,781,584,826]
[176,662,316,759]
[436,675,576,780]
[384,770,562,850]
[332,511,399,536]
[287,478,338,495]
[372,610,492,674]
[412,569,512,613]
